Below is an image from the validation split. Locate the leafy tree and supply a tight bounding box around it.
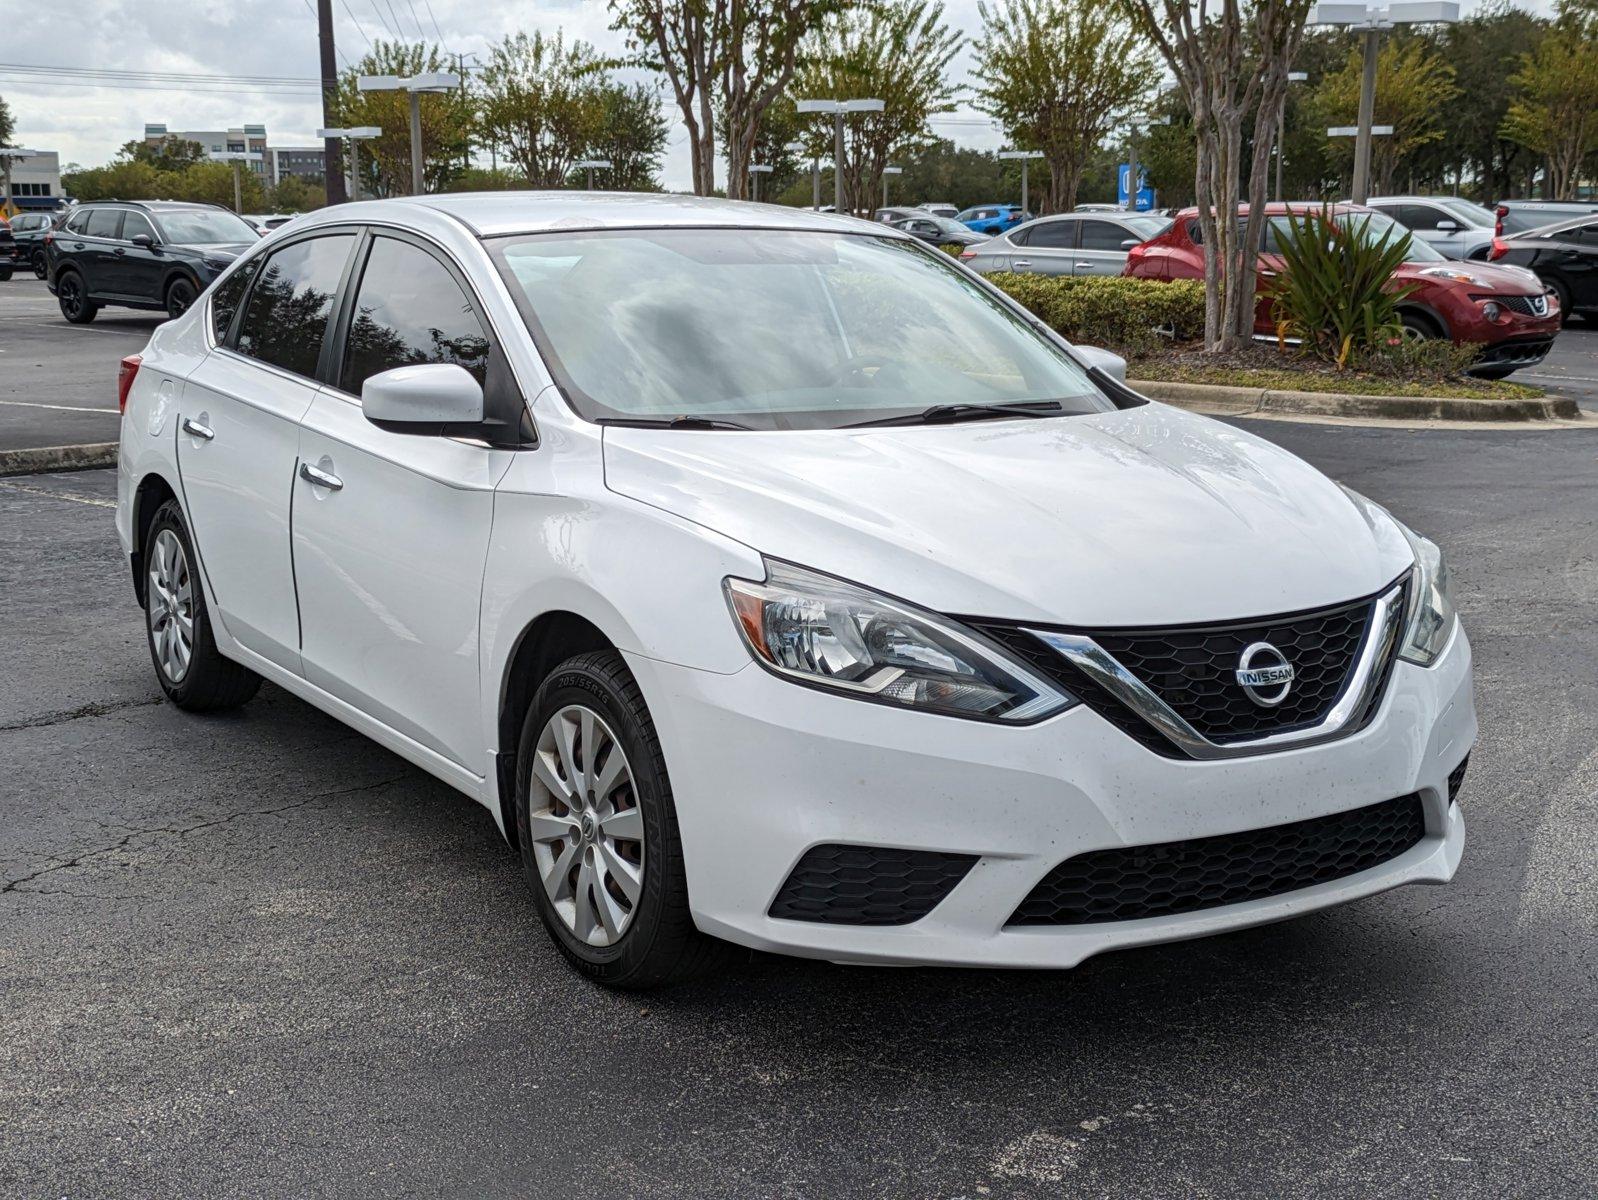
[1118,0,1314,350]
[333,40,473,196]
[443,166,531,191]
[0,94,14,147]
[972,0,1154,214]
[588,80,670,191]
[171,161,268,211]
[1312,37,1457,196]
[1500,1,1598,199]
[477,31,611,188]
[790,0,961,215]
[609,0,720,194]
[121,136,210,173]
[269,175,326,213]
[719,95,806,201]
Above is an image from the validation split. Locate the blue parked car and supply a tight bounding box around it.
[956,204,1030,235]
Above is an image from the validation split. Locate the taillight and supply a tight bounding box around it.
[117,355,142,414]
[959,248,978,260]
[43,231,53,246]
[1494,204,1507,238]
[1489,237,1508,261]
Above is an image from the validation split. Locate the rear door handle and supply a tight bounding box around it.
[181,416,214,441]
[299,461,344,491]
[1012,259,1031,269]
[1075,261,1093,269]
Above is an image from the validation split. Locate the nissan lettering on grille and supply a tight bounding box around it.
[1235,642,1295,707]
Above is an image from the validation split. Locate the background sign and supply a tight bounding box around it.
[1117,164,1156,211]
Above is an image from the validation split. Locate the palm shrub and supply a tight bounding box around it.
[1269,208,1417,368]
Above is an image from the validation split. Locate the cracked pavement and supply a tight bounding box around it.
[2,426,1596,1198]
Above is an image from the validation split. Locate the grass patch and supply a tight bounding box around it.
[1129,361,1544,401]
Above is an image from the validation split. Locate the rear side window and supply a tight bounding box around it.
[211,261,257,343]
[84,209,123,239]
[340,236,490,393]
[65,210,90,234]
[235,234,355,379]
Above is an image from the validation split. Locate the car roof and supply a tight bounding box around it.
[1363,195,1475,204]
[74,199,226,213]
[1171,202,1369,218]
[1511,213,1598,237]
[378,191,901,239]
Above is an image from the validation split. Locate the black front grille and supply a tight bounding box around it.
[768,844,977,926]
[1447,754,1470,804]
[1009,793,1427,926]
[1493,293,1548,317]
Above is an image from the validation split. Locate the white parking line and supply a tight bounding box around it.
[0,480,116,509]
[0,399,120,414]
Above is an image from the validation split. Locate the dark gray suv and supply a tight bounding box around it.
[45,201,260,324]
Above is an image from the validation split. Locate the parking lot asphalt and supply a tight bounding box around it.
[3,416,1596,1198]
[0,278,158,453]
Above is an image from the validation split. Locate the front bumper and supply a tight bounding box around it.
[626,624,1474,969]
[1471,333,1556,373]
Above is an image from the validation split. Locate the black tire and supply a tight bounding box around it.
[515,650,730,989]
[32,250,46,280]
[165,276,199,319]
[1400,309,1444,340]
[142,499,261,712]
[1547,278,1574,327]
[1472,365,1517,381]
[0,268,11,282]
[57,271,98,324]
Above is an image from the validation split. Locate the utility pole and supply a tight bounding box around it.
[1351,26,1379,205]
[797,99,884,215]
[317,0,347,205]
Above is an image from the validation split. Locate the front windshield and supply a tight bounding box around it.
[491,228,1109,431]
[156,209,260,245]
[928,215,976,237]
[1346,209,1445,262]
[1439,199,1495,229]
[1124,215,1173,241]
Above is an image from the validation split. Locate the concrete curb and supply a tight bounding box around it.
[0,443,119,478]
[1129,378,1581,422]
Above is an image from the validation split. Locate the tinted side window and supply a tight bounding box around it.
[1028,220,1077,249]
[122,212,157,242]
[64,210,91,234]
[1397,204,1440,230]
[211,261,257,344]
[1079,220,1131,251]
[85,209,123,239]
[235,234,354,379]
[340,236,490,394]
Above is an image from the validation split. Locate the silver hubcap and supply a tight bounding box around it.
[147,529,194,683]
[527,705,645,948]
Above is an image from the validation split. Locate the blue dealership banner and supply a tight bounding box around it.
[1117,164,1156,211]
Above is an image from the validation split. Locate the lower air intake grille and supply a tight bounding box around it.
[769,844,978,926]
[1447,754,1470,804]
[1008,793,1426,926]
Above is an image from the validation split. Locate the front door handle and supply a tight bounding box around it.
[1075,261,1093,269]
[181,416,214,441]
[299,461,344,492]
[1012,259,1031,270]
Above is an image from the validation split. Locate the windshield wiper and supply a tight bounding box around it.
[845,400,1065,428]
[596,415,753,431]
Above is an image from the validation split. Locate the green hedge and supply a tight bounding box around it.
[984,274,1207,354]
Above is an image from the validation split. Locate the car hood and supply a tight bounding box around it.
[1396,259,1543,294]
[176,242,256,260]
[602,403,1413,626]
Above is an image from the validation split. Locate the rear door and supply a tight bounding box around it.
[78,207,124,296]
[116,210,167,304]
[1562,223,1598,308]
[177,229,358,675]
[292,230,513,770]
[1011,218,1076,275]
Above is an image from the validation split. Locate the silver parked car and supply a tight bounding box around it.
[1360,197,1496,261]
[962,211,1171,277]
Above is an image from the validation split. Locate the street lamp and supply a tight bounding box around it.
[998,150,1043,215]
[1120,118,1169,214]
[358,71,462,196]
[785,140,820,211]
[1309,2,1458,204]
[1273,73,1310,202]
[0,147,39,219]
[796,98,885,214]
[217,151,263,214]
[574,159,612,190]
[748,163,773,203]
[317,127,381,202]
[881,165,902,211]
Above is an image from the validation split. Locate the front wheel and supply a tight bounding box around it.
[1400,310,1444,341]
[143,500,261,711]
[32,250,46,280]
[0,268,12,282]
[515,650,729,989]
[57,272,98,324]
[165,277,199,319]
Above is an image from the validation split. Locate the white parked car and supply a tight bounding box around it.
[115,193,1474,989]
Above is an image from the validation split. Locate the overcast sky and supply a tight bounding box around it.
[2,0,1555,190]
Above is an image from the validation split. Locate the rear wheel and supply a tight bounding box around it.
[31,250,46,280]
[0,267,11,282]
[57,272,98,324]
[515,650,729,989]
[165,277,199,319]
[1546,278,1575,327]
[143,500,261,712]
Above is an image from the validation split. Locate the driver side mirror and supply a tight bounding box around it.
[361,363,484,432]
[1074,345,1127,383]
[1434,219,1458,232]
[1120,238,1140,249]
[130,233,156,249]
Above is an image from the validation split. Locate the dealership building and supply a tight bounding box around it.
[3,149,64,214]
[142,123,325,187]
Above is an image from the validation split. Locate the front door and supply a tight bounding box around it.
[1074,218,1135,277]
[115,210,168,304]
[177,230,358,674]
[1012,218,1077,276]
[292,231,511,771]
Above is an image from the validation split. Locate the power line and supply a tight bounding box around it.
[366,0,398,40]
[403,0,429,43]
[422,0,447,45]
[0,61,320,86]
[338,0,375,51]
[299,0,354,67]
[0,75,324,97]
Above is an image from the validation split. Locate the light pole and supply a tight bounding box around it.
[749,163,773,203]
[1309,3,1458,204]
[0,148,39,219]
[317,127,381,202]
[1274,73,1309,202]
[785,141,819,210]
[574,159,612,190]
[217,152,263,214]
[881,165,902,211]
[358,71,462,196]
[796,98,885,215]
[997,150,1043,215]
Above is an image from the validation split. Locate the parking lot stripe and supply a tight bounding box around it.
[0,480,116,509]
[0,400,120,414]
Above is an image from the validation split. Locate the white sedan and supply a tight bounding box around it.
[114,193,1474,988]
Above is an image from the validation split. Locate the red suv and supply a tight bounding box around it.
[1124,202,1560,379]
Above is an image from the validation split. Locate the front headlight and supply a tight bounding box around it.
[1421,266,1491,287]
[1398,525,1456,665]
[724,560,1075,722]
